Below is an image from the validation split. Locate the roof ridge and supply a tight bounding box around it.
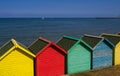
[84,34,103,39]
[0,40,13,50]
[79,39,93,50]
[39,37,51,43]
[28,37,51,54]
[0,39,35,58]
[0,39,15,57]
[82,34,103,48]
[101,33,120,37]
[56,35,79,51]
[11,39,30,50]
[11,38,18,46]
[63,35,79,41]
[51,42,67,54]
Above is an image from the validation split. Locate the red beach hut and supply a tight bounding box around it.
[28,37,66,76]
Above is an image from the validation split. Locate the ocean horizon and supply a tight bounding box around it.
[0,18,120,46]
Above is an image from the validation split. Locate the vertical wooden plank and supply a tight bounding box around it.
[115,42,120,65]
[36,46,65,76]
[0,49,34,76]
[93,41,112,69]
[68,43,91,74]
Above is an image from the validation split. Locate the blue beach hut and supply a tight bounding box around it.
[82,34,114,69]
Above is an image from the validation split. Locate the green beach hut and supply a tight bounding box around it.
[57,36,92,74]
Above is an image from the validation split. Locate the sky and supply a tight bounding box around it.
[0,0,120,18]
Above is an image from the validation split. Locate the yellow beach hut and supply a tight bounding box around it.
[0,39,35,76]
[101,33,120,65]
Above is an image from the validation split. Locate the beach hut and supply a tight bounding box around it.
[0,39,35,76]
[82,35,114,69]
[57,36,92,74]
[28,37,66,76]
[101,33,120,65]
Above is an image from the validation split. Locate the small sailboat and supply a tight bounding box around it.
[41,17,45,20]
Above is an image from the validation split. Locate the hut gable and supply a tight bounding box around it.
[82,34,114,49]
[0,39,35,60]
[28,37,50,55]
[79,39,93,50]
[57,36,79,51]
[82,35,102,48]
[68,39,92,53]
[33,37,67,56]
[100,33,120,45]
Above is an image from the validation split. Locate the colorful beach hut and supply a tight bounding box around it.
[101,33,120,65]
[28,37,66,76]
[82,35,114,69]
[0,39,35,76]
[57,36,92,74]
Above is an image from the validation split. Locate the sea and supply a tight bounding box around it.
[0,18,120,46]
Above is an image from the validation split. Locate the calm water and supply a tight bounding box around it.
[0,18,120,46]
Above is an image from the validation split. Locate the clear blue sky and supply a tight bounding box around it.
[0,0,120,17]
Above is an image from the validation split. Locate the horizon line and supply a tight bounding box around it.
[0,17,120,19]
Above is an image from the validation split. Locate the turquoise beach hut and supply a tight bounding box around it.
[57,36,92,74]
[82,35,114,69]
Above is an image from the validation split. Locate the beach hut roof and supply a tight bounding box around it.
[0,40,14,56]
[56,35,79,51]
[0,39,35,58]
[28,37,51,54]
[78,39,93,50]
[67,38,93,53]
[82,34,103,48]
[100,33,120,45]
